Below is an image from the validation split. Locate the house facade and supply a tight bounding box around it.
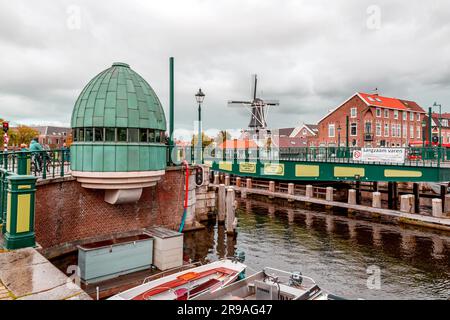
[290,123,319,147]
[317,93,427,147]
[31,126,72,148]
[430,113,450,145]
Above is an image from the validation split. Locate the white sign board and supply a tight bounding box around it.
[352,148,405,164]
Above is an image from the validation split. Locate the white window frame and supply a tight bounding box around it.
[394,110,399,120]
[376,108,381,118]
[402,125,407,138]
[417,126,421,139]
[410,112,414,121]
[350,107,357,118]
[328,124,335,138]
[392,124,396,137]
[384,109,389,118]
[417,113,421,121]
[376,121,381,137]
[410,125,414,139]
[384,123,389,137]
[402,111,407,121]
[350,123,357,136]
[397,124,402,137]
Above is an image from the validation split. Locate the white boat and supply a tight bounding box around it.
[193,267,346,300]
[108,259,247,300]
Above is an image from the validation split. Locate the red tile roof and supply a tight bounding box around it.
[358,93,407,110]
[218,139,258,149]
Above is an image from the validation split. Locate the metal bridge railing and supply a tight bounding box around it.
[203,146,450,168]
[0,149,71,180]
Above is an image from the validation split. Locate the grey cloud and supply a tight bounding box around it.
[1,0,450,134]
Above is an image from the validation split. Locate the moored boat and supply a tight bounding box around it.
[193,267,346,300]
[108,259,246,300]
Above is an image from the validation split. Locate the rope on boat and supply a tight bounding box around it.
[178,160,190,233]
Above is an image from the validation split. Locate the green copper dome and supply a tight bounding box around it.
[71,62,166,130]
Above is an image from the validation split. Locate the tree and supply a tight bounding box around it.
[191,132,213,148]
[216,130,231,144]
[8,125,39,147]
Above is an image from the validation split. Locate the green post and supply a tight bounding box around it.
[3,175,37,250]
[169,57,175,166]
[428,107,432,147]
[17,152,31,175]
[1,171,9,234]
[60,149,65,177]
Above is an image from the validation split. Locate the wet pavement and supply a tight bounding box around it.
[0,247,91,300]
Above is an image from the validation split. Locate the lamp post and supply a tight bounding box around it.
[421,119,427,149]
[433,102,442,147]
[337,125,341,158]
[195,88,205,164]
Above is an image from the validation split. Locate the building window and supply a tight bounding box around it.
[140,129,148,143]
[328,124,335,137]
[417,113,421,121]
[443,119,449,127]
[402,125,407,138]
[410,112,414,121]
[105,128,115,142]
[402,112,407,121]
[410,125,414,139]
[94,128,104,142]
[148,129,156,142]
[397,124,402,137]
[394,110,399,120]
[350,108,357,118]
[384,123,389,137]
[417,127,421,139]
[365,121,372,134]
[128,128,139,142]
[392,124,396,137]
[117,128,127,142]
[85,128,93,142]
[302,129,307,135]
[376,121,381,136]
[384,109,389,118]
[350,123,357,136]
[376,108,381,117]
[155,130,161,143]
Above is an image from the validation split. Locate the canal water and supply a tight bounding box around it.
[183,199,450,300]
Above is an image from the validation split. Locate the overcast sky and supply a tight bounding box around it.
[1,0,450,139]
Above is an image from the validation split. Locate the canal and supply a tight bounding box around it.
[183,198,450,300]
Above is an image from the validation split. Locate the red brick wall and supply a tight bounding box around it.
[317,95,426,147]
[35,169,185,249]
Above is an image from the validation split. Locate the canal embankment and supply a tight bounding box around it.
[210,175,450,233]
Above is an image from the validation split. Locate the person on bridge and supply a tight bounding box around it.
[30,138,44,172]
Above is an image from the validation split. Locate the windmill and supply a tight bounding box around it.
[228,75,280,132]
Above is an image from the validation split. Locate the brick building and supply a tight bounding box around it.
[317,92,427,147]
[289,123,319,146]
[31,126,71,148]
[430,112,450,145]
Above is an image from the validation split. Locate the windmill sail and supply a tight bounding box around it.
[228,74,279,130]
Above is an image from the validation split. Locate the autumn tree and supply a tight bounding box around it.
[8,125,39,147]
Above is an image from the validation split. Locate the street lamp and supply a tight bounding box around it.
[421,119,427,149]
[195,88,205,164]
[433,102,442,147]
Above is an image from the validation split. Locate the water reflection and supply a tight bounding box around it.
[183,198,450,300]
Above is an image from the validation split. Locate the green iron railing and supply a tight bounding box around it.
[0,149,71,180]
[202,146,450,168]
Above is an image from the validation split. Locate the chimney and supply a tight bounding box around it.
[373,87,379,96]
